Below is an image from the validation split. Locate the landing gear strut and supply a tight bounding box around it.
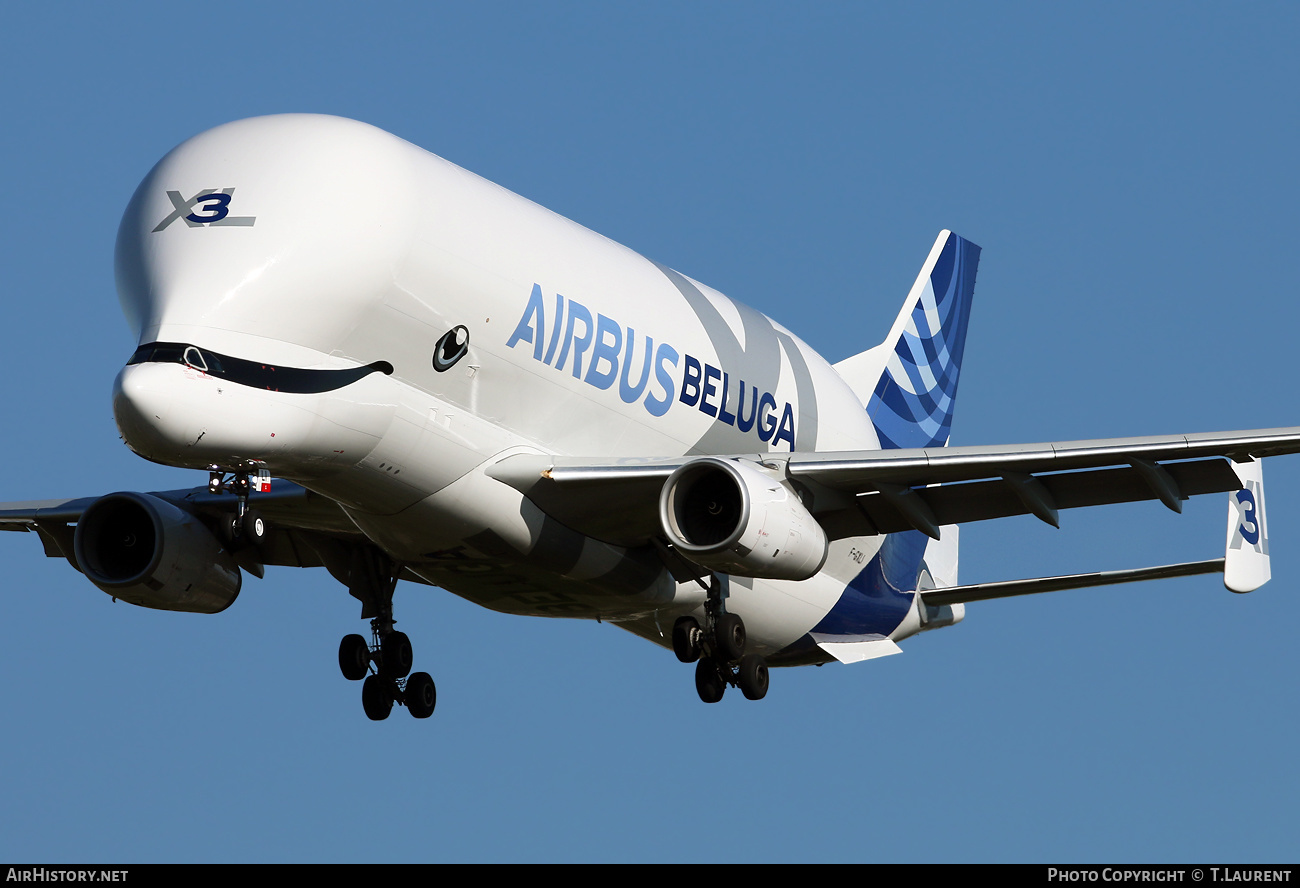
[207,463,269,545]
[335,548,436,721]
[676,575,769,703]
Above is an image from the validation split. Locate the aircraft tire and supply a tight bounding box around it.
[361,675,393,721]
[406,672,437,719]
[672,617,702,663]
[339,634,370,681]
[737,653,769,701]
[694,657,725,704]
[715,613,746,662]
[381,631,414,679]
[242,509,267,544]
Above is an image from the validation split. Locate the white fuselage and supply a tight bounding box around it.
[111,114,922,658]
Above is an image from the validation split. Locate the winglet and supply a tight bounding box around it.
[1225,459,1270,593]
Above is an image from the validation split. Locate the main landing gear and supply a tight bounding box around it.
[337,548,436,721]
[670,576,769,704]
[339,627,436,720]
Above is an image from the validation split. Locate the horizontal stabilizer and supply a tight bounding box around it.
[809,633,903,664]
[920,559,1225,607]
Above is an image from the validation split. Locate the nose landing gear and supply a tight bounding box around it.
[673,575,769,704]
[203,466,436,722]
[207,464,270,545]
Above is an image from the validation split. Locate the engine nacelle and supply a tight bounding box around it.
[73,492,242,614]
[658,457,828,581]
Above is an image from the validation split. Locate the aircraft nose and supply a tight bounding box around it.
[112,362,201,464]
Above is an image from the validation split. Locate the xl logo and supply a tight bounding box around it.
[1229,480,1269,553]
[152,188,256,232]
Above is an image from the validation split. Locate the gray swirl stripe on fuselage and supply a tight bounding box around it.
[650,260,819,452]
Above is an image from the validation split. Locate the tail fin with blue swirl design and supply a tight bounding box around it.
[834,231,981,450]
[1225,459,1270,592]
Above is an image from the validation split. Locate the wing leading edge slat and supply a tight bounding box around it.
[486,427,1300,546]
[0,481,365,572]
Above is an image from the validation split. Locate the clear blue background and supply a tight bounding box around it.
[0,2,1296,863]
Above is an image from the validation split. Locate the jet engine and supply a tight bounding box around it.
[73,492,242,613]
[658,457,828,581]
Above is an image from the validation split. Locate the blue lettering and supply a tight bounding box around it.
[1237,488,1260,544]
[584,314,622,390]
[619,330,653,404]
[507,287,803,446]
[541,291,565,365]
[735,380,757,432]
[717,372,735,426]
[699,364,721,417]
[680,354,702,407]
[505,283,547,360]
[756,392,778,442]
[773,402,796,451]
[186,192,231,223]
[645,343,678,417]
[555,300,593,378]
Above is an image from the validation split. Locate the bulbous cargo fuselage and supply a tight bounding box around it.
[113,114,877,473]
[110,114,904,654]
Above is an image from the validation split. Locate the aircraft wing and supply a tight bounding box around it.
[0,480,371,579]
[487,426,1300,546]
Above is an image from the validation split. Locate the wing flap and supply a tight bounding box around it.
[851,457,1241,535]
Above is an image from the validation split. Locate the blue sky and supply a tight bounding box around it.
[1,3,1298,863]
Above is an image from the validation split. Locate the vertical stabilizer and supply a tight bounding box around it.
[1225,459,1270,593]
[834,231,981,449]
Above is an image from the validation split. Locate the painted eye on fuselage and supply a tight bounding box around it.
[433,325,469,372]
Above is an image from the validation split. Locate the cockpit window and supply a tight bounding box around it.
[127,342,392,394]
[182,346,208,373]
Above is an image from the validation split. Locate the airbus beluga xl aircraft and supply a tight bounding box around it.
[1,114,1292,720]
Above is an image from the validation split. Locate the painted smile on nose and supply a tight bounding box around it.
[127,342,393,393]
